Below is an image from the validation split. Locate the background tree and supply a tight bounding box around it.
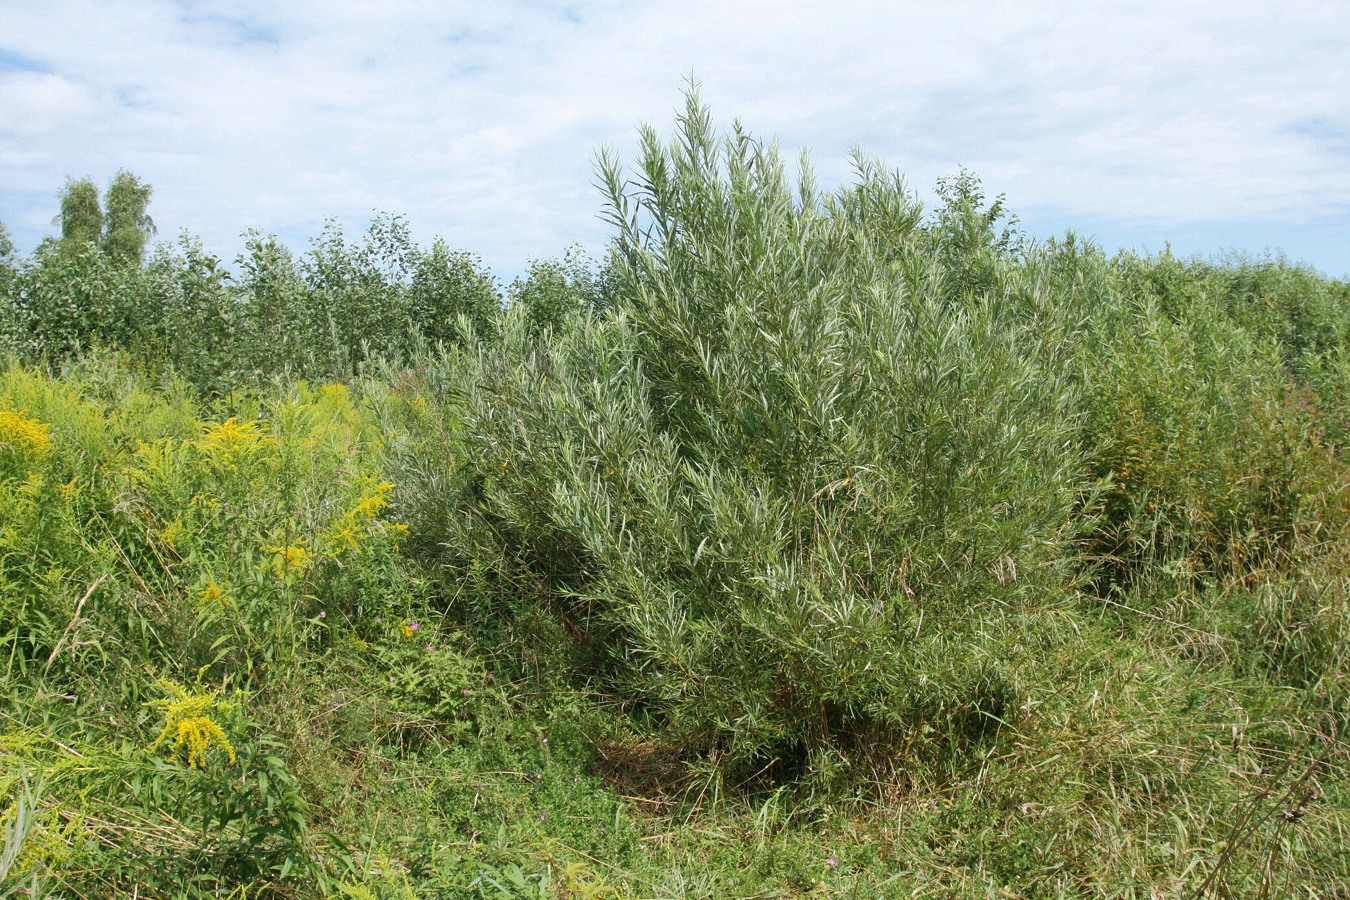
[0,220,18,355]
[0,219,16,265]
[102,170,156,265]
[507,245,610,336]
[53,171,156,265]
[56,177,103,250]
[408,239,501,348]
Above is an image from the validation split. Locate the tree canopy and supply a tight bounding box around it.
[54,170,156,264]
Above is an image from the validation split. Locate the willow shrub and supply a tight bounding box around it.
[412,93,1090,784]
[1187,256,1350,454]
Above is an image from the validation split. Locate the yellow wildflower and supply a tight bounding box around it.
[0,410,51,480]
[195,417,276,471]
[353,482,394,518]
[319,383,350,403]
[160,520,182,550]
[321,482,398,557]
[0,409,51,455]
[196,579,232,612]
[146,675,238,768]
[168,716,236,768]
[264,542,311,578]
[389,521,410,548]
[330,524,361,552]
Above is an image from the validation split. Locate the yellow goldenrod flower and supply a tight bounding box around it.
[198,416,270,450]
[0,409,51,454]
[159,520,182,550]
[389,522,411,551]
[0,410,52,480]
[321,481,399,557]
[353,482,394,519]
[196,579,232,612]
[264,542,311,578]
[195,417,277,472]
[59,478,80,502]
[334,524,361,551]
[167,716,237,768]
[146,675,238,768]
[319,383,350,403]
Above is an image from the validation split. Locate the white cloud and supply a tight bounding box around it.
[0,71,98,136]
[0,0,1347,277]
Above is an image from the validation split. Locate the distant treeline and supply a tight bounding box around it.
[0,179,611,391]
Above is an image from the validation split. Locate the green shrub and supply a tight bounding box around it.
[401,92,1089,785]
[233,229,344,383]
[140,236,243,391]
[0,178,505,387]
[1207,258,1350,451]
[1117,252,1350,453]
[507,246,611,337]
[302,215,417,377]
[5,242,158,363]
[408,238,501,349]
[1081,263,1349,586]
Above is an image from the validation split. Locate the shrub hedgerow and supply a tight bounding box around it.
[0,209,505,393]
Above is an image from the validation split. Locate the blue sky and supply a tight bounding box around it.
[1,0,1347,282]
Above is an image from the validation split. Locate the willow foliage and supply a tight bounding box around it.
[424,91,1092,782]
